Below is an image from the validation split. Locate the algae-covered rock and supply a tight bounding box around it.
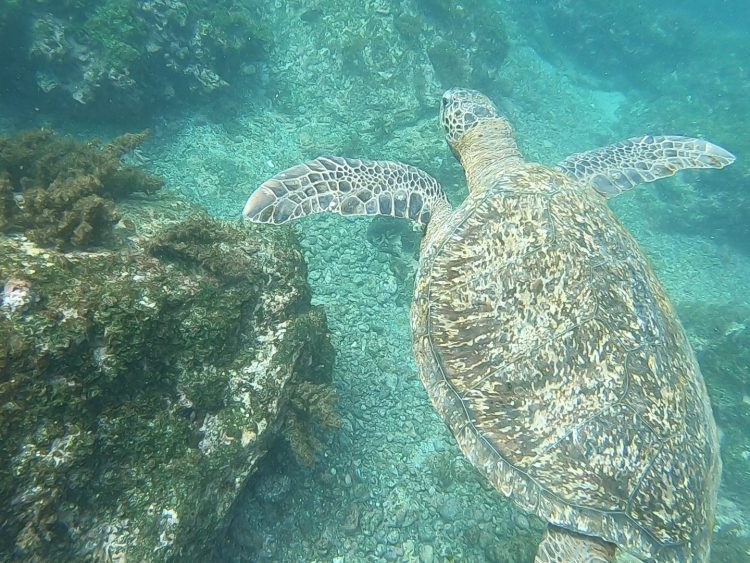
[0,197,335,561]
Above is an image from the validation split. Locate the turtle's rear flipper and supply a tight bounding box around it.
[243,156,449,226]
[535,525,616,563]
[556,135,735,198]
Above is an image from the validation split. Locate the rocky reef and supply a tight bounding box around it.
[0,167,336,560]
[1,0,269,114]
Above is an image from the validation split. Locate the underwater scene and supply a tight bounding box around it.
[0,0,748,561]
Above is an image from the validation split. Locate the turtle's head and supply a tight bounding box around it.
[439,89,523,189]
[440,88,499,156]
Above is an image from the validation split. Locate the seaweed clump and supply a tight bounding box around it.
[0,129,162,248]
[281,380,342,466]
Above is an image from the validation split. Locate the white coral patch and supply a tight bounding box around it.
[138,295,157,309]
[231,319,289,414]
[198,413,221,455]
[156,508,179,550]
[241,427,257,447]
[1,277,32,313]
[92,517,132,563]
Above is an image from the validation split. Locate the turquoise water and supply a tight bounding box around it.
[1,1,748,561]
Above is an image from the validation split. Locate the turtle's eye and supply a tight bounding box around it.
[473,106,493,119]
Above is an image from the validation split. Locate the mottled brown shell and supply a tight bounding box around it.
[410,164,721,562]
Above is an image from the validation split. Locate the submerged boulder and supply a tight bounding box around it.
[0,195,335,561]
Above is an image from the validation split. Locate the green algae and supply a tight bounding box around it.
[0,129,162,249]
[78,2,146,73]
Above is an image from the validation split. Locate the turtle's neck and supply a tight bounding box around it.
[455,117,525,194]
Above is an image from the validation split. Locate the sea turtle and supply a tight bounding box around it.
[242,88,734,562]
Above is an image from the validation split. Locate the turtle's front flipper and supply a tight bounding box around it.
[534,525,616,563]
[243,156,449,226]
[556,135,735,198]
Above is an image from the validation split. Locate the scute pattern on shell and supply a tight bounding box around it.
[411,164,720,563]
